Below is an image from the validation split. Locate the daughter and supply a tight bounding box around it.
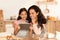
[13,8,30,37]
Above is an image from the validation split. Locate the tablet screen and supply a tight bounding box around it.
[19,24,30,30]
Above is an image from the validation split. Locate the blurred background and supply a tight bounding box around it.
[0,0,60,40]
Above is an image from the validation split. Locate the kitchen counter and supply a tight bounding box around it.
[0,20,60,40]
[0,35,56,40]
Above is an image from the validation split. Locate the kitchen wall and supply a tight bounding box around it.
[0,0,60,20]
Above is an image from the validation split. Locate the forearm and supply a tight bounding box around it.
[14,28,19,35]
[14,26,20,35]
[29,29,32,35]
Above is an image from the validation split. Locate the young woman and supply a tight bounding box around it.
[28,5,47,39]
[13,8,29,37]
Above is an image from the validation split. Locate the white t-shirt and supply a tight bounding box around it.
[14,20,29,37]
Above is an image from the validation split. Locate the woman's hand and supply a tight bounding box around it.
[29,23,33,30]
[29,26,33,30]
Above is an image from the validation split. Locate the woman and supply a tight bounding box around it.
[13,8,29,37]
[28,5,47,39]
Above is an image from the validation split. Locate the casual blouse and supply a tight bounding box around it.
[32,23,46,38]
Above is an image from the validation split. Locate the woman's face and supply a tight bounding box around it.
[20,11,27,20]
[29,9,38,20]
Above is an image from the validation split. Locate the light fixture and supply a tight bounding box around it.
[44,8,49,13]
[44,1,49,14]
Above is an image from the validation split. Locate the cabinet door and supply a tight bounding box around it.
[46,20,56,33]
[0,21,5,32]
[0,10,3,20]
[56,21,60,32]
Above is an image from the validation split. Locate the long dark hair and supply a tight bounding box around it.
[17,8,28,20]
[28,5,47,29]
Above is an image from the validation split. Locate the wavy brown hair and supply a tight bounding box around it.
[28,5,47,29]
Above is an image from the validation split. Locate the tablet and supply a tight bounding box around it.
[19,24,30,30]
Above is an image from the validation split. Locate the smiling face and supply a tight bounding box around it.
[20,11,27,20]
[29,9,38,20]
